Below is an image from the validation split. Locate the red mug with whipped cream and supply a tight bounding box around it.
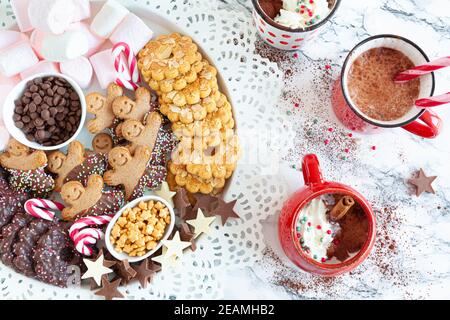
[252,0,341,50]
[279,154,376,276]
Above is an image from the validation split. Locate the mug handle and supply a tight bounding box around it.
[302,154,324,185]
[402,110,443,139]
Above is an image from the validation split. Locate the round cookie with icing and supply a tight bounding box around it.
[0,139,54,197]
[60,174,124,221]
[47,140,107,192]
[103,146,166,201]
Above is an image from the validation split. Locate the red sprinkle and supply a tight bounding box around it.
[326,230,332,235]
[344,148,350,153]
[324,139,330,145]
[293,53,298,59]
[371,146,377,151]
[325,64,331,70]
[321,258,327,263]
[294,103,300,108]
[328,128,333,132]
[348,133,353,138]
[308,222,312,227]
[316,225,322,230]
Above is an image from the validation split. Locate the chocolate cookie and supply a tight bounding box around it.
[13,219,51,277]
[0,169,29,230]
[0,213,33,267]
[33,224,81,288]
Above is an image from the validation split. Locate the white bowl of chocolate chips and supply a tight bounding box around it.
[3,72,86,151]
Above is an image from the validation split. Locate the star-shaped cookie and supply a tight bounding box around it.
[174,188,191,220]
[81,254,114,286]
[95,275,124,300]
[114,259,137,285]
[154,181,176,207]
[408,169,437,197]
[187,209,216,239]
[192,193,218,216]
[151,247,180,271]
[210,198,240,226]
[161,231,192,258]
[132,259,155,289]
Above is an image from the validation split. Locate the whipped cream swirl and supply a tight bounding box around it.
[274,0,331,29]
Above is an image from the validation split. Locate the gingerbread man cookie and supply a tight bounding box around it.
[112,87,152,122]
[0,139,54,197]
[92,133,114,154]
[86,83,124,134]
[48,141,107,191]
[104,146,166,201]
[121,112,162,153]
[61,174,124,221]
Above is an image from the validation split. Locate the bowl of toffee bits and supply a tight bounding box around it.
[2,73,86,151]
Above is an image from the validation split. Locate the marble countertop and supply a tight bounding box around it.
[217,0,450,300]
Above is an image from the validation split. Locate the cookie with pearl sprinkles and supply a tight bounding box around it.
[0,213,32,267]
[0,139,54,197]
[0,168,29,230]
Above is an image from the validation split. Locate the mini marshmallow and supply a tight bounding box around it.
[28,0,75,34]
[39,31,89,62]
[60,56,93,89]
[0,41,39,77]
[90,0,129,39]
[0,30,28,51]
[20,61,59,80]
[90,49,116,89]
[68,22,105,57]
[10,0,33,32]
[110,14,154,53]
[72,0,91,22]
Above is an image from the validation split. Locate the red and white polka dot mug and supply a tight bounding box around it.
[251,0,341,51]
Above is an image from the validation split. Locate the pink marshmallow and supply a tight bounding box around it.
[72,0,91,22]
[20,61,60,80]
[10,0,33,32]
[28,0,75,34]
[90,49,116,89]
[0,75,21,86]
[29,29,45,59]
[68,22,105,57]
[0,41,39,77]
[0,30,28,51]
[110,14,154,53]
[60,56,93,89]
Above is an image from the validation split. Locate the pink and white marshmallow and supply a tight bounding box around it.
[10,0,33,32]
[28,0,75,34]
[20,61,59,80]
[0,41,39,77]
[31,30,88,62]
[110,14,154,53]
[90,0,129,39]
[67,22,105,57]
[60,56,93,89]
[0,30,28,51]
[90,49,116,89]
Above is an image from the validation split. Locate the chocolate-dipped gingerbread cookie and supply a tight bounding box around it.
[0,139,54,197]
[0,213,33,267]
[0,168,29,230]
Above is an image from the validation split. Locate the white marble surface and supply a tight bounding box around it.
[216,0,450,300]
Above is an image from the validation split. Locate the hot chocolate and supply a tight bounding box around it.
[347,47,420,122]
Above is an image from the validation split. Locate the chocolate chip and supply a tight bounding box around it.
[41,110,50,120]
[28,103,37,113]
[15,121,24,129]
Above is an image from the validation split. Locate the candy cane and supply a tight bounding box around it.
[112,42,141,91]
[394,56,450,83]
[415,92,450,108]
[69,215,113,240]
[73,228,105,256]
[24,199,65,221]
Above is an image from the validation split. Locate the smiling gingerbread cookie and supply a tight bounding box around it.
[61,174,124,221]
[112,87,152,122]
[103,146,166,201]
[48,140,107,191]
[0,139,54,197]
[86,83,124,134]
[121,112,162,153]
[92,133,114,154]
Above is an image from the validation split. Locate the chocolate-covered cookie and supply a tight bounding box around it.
[33,224,81,288]
[0,169,29,230]
[13,219,52,277]
[0,213,32,267]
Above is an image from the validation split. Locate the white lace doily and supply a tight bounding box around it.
[0,0,292,299]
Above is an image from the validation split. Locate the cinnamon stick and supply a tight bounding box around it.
[329,196,355,221]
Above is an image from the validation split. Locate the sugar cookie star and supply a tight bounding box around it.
[154,181,176,206]
[82,254,114,286]
[408,169,437,197]
[161,231,192,258]
[187,209,216,239]
[151,247,179,271]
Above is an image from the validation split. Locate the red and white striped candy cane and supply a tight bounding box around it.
[112,42,141,91]
[394,56,450,83]
[24,199,65,221]
[69,215,113,240]
[73,228,105,256]
[416,92,450,108]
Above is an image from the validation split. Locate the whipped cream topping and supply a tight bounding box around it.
[274,0,331,29]
[296,198,335,262]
